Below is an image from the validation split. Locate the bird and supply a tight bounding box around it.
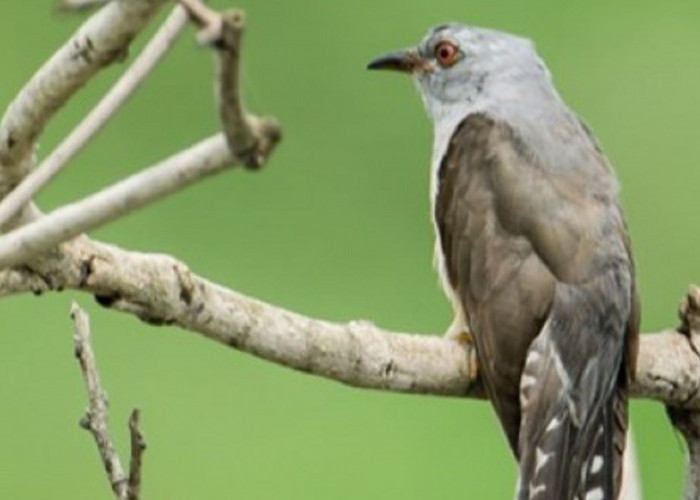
[367,24,640,500]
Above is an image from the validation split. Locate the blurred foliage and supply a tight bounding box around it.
[0,0,698,498]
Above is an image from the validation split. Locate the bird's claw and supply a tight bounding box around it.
[445,327,478,381]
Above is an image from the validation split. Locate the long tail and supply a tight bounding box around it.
[516,268,632,500]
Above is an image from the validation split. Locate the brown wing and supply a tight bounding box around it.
[435,113,556,452]
[435,113,639,499]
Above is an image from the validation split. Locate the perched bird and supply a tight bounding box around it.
[368,24,639,500]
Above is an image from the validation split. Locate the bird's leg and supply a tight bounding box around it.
[444,318,473,344]
[444,311,478,381]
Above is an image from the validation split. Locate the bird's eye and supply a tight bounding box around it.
[434,41,459,67]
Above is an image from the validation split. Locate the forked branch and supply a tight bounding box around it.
[178,0,282,166]
[0,5,190,229]
[71,303,146,500]
[0,0,169,191]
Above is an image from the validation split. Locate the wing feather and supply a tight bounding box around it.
[435,112,639,499]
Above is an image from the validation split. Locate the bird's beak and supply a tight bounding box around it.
[367,48,428,74]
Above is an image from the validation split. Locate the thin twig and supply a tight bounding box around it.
[216,10,267,168]
[0,5,189,230]
[0,6,188,227]
[0,0,169,188]
[128,409,146,500]
[71,302,128,499]
[0,134,233,269]
[177,0,222,43]
[177,0,282,167]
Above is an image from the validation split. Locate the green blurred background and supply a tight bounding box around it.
[0,0,698,498]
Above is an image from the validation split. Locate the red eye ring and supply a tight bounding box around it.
[435,41,459,67]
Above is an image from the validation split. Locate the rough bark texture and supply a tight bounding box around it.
[1,235,698,408]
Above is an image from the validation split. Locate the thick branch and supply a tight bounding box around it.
[0,0,168,185]
[13,236,480,397]
[3,236,700,406]
[0,5,189,229]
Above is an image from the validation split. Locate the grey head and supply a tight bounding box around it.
[368,24,559,125]
[368,24,596,172]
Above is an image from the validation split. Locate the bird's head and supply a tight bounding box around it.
[368,24,547,122]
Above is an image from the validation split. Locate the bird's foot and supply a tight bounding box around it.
[444,326,478,381]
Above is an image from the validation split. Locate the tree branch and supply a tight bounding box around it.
[3,236,698,407]
[128,409,146,500]
[0,5,189,229]
[0,1,280,266]
[0,0,168,188]
[0,124,279,270]
[178,0,281,167]
[71,303,146,500]
[0,134,229,269]
[71,302,129,498]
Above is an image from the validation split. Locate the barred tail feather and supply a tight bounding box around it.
[518,389,626,500]
[516,268,632,500]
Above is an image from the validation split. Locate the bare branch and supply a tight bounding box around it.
[0,2,280,269]
[1,235,697,406]
[0,0,168,191]
[71,303,146,499]
[128,409,146,500]
[178,0,282,167]
[177,0,222,44]
[0,5,189,229]
[216,10,280,168]
[71,302,128,499]
[25,237,481,397]
[0,134,235,269]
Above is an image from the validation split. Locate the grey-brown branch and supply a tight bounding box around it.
[71,303,146,500]
[179,0,281,166]
[7,239,700,408]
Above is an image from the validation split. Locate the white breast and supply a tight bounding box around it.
[419,83,488,320]
[429,111,468,312]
